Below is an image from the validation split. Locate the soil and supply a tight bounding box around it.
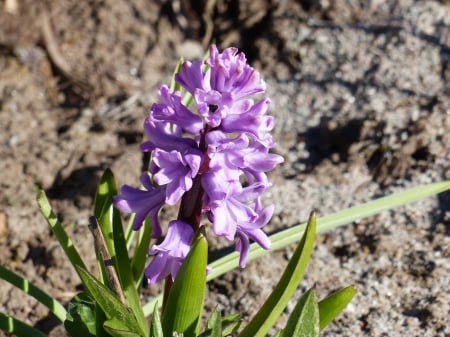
[1,0,449,336]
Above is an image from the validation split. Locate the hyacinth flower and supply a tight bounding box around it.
[113,45,284,284]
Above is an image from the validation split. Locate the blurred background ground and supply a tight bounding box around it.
[0,0,449,336]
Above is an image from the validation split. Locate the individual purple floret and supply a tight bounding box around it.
[114,45,283,283]
[113,173,166,238]
[145,220,194,283]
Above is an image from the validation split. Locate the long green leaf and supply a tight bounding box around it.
[142,181,450,316]
[150,302,163,337]
[0,265,66,322]
[76,266,146,337]
[283,288,319,337]
[36,190,87,276]
[0,313,48,337]
[125,213,137,250]
[208,181,450,280]
[94,169,119,259]
[131,219,152,289]
[170,58,184,92]
[318,285,356,330]
[238,212,316,337]
[94,170,148,336]
[162,231,208,337]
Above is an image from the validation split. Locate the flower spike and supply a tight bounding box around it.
[114,45,283,283]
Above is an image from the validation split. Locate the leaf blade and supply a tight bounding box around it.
[208,181,450,280]
[238,212,317,337]
[0,265,67,322]
[283,288,319,337]
[161,231,208,337]
[318,285,356,330]
[76,266,146,337]
[150,302,163,337]
[36,190,87,275]
[0,313,48,337]
[64,293,96,337]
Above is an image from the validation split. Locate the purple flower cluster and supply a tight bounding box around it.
[114,45,283,283]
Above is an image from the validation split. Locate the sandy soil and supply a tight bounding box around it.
[1,1,449,336]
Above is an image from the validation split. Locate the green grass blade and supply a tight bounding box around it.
[208,181,450,280]
[0,265,66,322]
[36,190,87,275]
[238,212,316,337]
[0,313,48,337]
[318,285,356,330]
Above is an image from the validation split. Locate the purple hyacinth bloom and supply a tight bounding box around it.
[114,45,283,282]
[145,220,194,283]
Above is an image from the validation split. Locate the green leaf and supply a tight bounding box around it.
[283,288,319,337]
[64,293,96,337]
[208,181,450,280]
[170,58,184,92]
[150,302,163,337]
[125,213,136,250]
[198,311,242,337]
[76,266,146,337]
[0,265,66,322]
[198,308,221,337]
[94,169,149,336]
[318,285,356,330]
[206,308,221,337]
[131,219,152,289]
[104,318,143,337]
[238,212,317,337]
[36,190,87,276]
[221,314,242,336]
[94,305,111,337]
[94,169,118,261]
[0,313,48,337]
[162,231,208,337]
